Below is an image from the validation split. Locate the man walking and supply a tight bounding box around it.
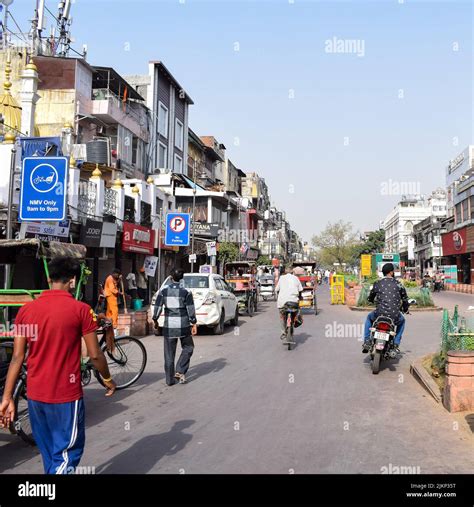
[0,257,116,474]
[104,268,121,328]
[152,268,197,385]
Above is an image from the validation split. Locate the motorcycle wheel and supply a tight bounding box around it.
[372,350,382,374]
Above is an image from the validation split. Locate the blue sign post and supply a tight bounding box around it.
[19,157,68,222]
[165,213,190,246]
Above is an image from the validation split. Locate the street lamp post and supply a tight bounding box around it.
[190,161,196,273]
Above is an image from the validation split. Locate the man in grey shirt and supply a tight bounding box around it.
[276,265,303,339]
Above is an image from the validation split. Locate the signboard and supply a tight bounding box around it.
[143,256,158,277]
[79,220,117,248]
[19,157,68,221]
[441,265,458,284]
[193,222,219,238]
[189,254,197,263]
[80,219,103,247]
[122,222,155,255]
[100,222,117,248]
[360,254,372,277]
[199,265,212,274]
[165,213,190,246]
[19,220,70,243]
[206,241,217,257]
[374,253,401,278]
[441,228,467,256]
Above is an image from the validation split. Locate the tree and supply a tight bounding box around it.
[217,242,239,266]
[256,255,271,266]
[351,229,385,260]
[311,221,358,268]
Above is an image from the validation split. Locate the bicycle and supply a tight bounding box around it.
[0,341,35,445]
[2,325,147,447]
[81,325,147,391]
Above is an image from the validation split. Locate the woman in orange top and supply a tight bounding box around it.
[104,269,121,328]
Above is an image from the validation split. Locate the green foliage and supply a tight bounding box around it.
[218,242,239,265]
[312,221,359,268]
[352,229,385,258]
[256,255,271,266]
[357,284,435,308]
[402,280,418,288]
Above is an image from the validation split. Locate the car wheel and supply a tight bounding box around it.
[213,311,225,335]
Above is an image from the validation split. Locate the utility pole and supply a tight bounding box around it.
[4,141,16,290]
[156,207,163,290]
[190,161,196,273]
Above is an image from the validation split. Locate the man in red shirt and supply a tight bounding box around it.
[0,257,116,474]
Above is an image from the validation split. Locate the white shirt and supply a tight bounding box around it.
[126,272,137,290]
[276,273,303,309]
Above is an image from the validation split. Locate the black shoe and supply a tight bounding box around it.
[362,343,371,353]
[394,345,401,354]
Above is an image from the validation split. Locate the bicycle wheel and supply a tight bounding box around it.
[13,378,36,446]
[97,336,147,390]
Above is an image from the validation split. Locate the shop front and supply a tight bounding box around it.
[79,219,118,306]
[441,226,474,284]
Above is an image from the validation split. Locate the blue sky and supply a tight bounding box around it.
[8,0,474,241]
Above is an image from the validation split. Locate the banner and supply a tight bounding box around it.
[143,256,158,277]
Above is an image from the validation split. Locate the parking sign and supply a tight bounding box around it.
[165,213,190,246]
[19,157,68,221]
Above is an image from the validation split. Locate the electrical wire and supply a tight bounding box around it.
[6,11,27,41]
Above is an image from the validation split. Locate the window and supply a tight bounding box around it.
[174,154,183,173]
[158,102,168,138]
[455,203,462,224]
[462,198,468,223]
[214,278,224,291]
[471,196,474,219]
[158,142,167,169]
[175,119,184,150]
[183,276,209,289]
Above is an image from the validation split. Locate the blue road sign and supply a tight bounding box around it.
[19,157,68,222]
[165,213,191,246]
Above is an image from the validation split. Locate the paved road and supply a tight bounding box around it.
[1,286,473,474]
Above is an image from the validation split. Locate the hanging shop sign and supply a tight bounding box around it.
[122,222,155,255]
[79,220,118,248]
[143,256,158,277]
[193,222,219,238]
[442,228,467,256]
[206,241,217,257]
[100,222,118,248]
[19,220,70,243]
[80,219,103,247]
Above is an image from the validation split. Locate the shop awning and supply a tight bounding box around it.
[0,239,87,263]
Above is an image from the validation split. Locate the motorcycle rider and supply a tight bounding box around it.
[362,263,409,354]
[276,265,303,341]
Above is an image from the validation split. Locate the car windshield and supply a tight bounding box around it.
[183,276,210,289]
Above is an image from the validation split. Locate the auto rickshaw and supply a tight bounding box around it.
[292,261,318,315]
[224,261,258,316]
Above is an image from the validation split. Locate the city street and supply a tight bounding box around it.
[1,287,472,475]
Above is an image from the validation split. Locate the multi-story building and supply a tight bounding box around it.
[127,61,193,175]
[441,146,474,284]
[383,190,446,267]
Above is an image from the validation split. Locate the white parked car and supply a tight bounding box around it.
[152,273,239,335]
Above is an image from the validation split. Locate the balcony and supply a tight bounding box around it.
[91,89,148,140]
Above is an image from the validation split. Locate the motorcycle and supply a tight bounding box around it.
[433,279,444,292]
[368,299,416,374]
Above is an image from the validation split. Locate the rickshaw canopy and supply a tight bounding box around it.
[0,239,87,264]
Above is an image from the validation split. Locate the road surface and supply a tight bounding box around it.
[1,286,472,474]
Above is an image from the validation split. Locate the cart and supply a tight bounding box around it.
[0,239,89,334]
[258,273,276,301]
[225,261,258,316]
[292,261,318,315]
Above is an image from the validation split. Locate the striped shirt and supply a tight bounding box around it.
[152,282,197,338]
